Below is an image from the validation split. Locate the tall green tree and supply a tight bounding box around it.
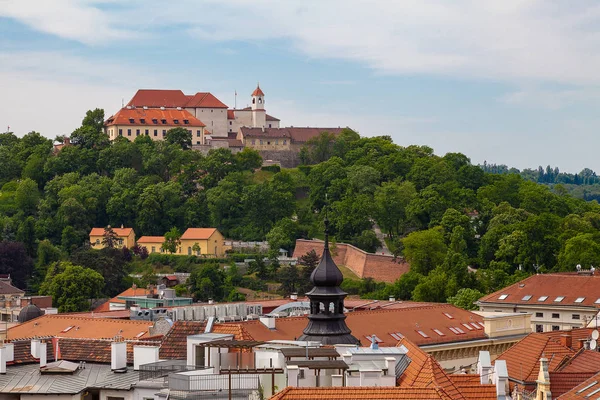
[40,263,104,312]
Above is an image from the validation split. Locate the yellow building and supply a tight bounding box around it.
[104,107,207,146]
[137,236,166,254]
[179,228,226,257]
[89,227,136,249]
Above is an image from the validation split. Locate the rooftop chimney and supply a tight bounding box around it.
[493,360,509,398]
[259,316,276,330]
[111,340,127,371]
[577,339,587,350]
[389,296,396,302]
[477,351,492,384]
[290,293,298,301]
[560,333,572,349]
[0,346,6,374]
[133,345,160,370]
[39,341,47,368]
[369,335,379,350]
[31,339,40,358]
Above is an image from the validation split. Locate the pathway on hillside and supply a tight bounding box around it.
[372,222,392,256]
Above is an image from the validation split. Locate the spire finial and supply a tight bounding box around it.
[324,194,330,249]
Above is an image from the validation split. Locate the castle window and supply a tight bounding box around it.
[127,129,131,136]
[252,98,256,104]
[187,129,192,134]
[275,139,278,145]
[196,130,201,137]
[269,124,272,128]
[252,139,255,145]
[119,129,122,136]
[145,129,149,135]
[211,110,213,113]
[258,97,262,103]
[196,141,201,145]
[140,118,146,124]
[260,140,263,145]
[230,121,232,125]
[154,129,158,136]
[162,130,166,136]
[283,139,287,145]
[136,129,140,136]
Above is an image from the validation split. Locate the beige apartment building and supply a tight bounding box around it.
[136,228,228,257]
[477,269,600,333]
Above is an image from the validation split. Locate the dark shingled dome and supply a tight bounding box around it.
[18,304,43,323]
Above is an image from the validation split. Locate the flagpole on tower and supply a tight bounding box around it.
[234,90,237,109]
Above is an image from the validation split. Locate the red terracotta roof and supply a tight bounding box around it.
[269,387,455,400]
[0,280,24,294]
[181,228,218,240]
[266,114,280,122]
[186,92,228,108]
[479,272,600,308]
[137,236,165,243]
[8,315,155,340]
[555,349,600,373]
[252,85,265,97]
[241,127,346,143]
[55,337,161,364]
[227,109,235,119]
[236,304,486,347]
[128,89,189,108]
[558,370,600,399]
[9,339,54,365]
[105,108,205,127]
[96,287,151,309]
[89,227,133,237]
[494,333,575,384]
[550,372,596,398]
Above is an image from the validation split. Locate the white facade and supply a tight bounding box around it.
[188,108,228,138]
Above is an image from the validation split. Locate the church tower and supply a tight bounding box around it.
[251,84,266,128]
[298,215,360,345]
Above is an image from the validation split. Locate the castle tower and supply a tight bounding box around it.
[251,84,266,128]
[298,215,360,345]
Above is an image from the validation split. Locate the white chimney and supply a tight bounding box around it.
[31,339,40,358]
[0,346,6,374]
[477,351,492,384]
[493,360,509,398]
[39,342,47,368]
[287,365,300,387]
[290,293,298,301]
[4,343,14,363]
[259,317,276,329]
[111,341,127,371]
[389,296,396,302]
[133,345,160,370]
[384,357,397,376]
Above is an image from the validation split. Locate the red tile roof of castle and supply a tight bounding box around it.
[105,108,206,127]
[478,271,600,308]
[233,304,487,347]
[185,92,228,108]
[240,127,346,143]
[127,89,228,109]
[89,227,134,237]
[180,228,218,240]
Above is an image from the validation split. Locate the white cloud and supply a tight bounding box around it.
[4,1,600,85]
[501,87,600,110]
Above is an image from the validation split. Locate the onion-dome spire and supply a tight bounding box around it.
[309,207,343,287]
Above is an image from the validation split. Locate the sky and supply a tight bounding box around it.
[1,1,600,172]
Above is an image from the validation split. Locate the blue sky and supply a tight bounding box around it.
[1,1,600,172]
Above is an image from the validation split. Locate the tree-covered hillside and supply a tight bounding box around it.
[2,108,600,311]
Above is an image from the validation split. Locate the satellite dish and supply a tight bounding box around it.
[590,339,597,351]
[592,330,600,340]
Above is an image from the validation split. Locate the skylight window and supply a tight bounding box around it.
[462,323,474,331]
[433,329,445,336]
[522,295,532,301]
[455,327,465,334]
[575,297,585,303]
[389,332,404,341]
[417,330,430,338]
[443,312,454,319]
[449,327,459,334]
[538,296,548,302]
[135,331,146,338]
[576,381,598,394]
[554,296,565,302]
[471,322,482,330]
[61,326,74,333]
[595,298,600,304]
[498,294,509,300]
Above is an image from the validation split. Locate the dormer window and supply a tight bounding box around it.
[140,118,146,124]
[183,119,189,124]
[173,119,179,124]
[161,119,167,124]
[129,118,135,123]
[152,119,158,124]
